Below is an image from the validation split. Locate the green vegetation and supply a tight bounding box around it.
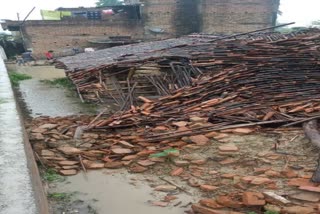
[43,168,65,182]
[8,72,32,87]
[41,77,74,89]
[149,148,179,158]
[48,192,71,201]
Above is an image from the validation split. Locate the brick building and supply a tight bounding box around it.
[2,0,279,58]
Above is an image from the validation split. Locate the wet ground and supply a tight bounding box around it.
[52,170,194,214]
[9,63,192,214]
[0,60,37,213]
[6,64,93,117]
[13,62,319,214]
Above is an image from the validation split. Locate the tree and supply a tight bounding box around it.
[0,32,24,59]
[0,33,13,47]
[311,20,320,28]
[96,0,123,6]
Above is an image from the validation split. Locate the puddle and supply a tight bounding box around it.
[53,170,193,214]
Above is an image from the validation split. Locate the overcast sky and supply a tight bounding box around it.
[0,0,319,27]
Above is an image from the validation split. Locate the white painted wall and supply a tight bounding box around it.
[0,45,7,60]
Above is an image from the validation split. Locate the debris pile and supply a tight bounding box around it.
[30,28,320,213]
[87,31,320,137]
[56,29,317,105]
[29,116,320,213]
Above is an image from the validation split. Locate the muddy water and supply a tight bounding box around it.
[9,64,92,117]
[19,79,90,117]
[0,60,37,213]
[12,64,191,214]
[54,170,193,214]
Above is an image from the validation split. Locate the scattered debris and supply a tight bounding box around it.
[27,29,320,214]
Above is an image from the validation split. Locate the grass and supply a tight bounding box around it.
[8,72,32,87]
[41,77,74,89]
[48,192,72,201]
[42,168,65,182]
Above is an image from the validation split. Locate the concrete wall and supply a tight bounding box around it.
[0,46,7,60]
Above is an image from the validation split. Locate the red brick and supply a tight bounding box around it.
[250,177,272,185]
[281,168,298,178]
[287,178,316,187]
[299,186,320,193]
[218,144,239,152]
[199,199,224,209]
[216,195,243,208]
[200,185,219,192]
[242,192,266,206]
[170,167,184,176]
[189,135,210,145]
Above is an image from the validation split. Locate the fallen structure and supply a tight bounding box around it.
[57,25,308,107]
[29,28,320,213]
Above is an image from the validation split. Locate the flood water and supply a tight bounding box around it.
[0,59,37,213]
[11,63,191,214]
[10,65,92,117]
[54,170,193,214]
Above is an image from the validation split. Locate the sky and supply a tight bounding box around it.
[278,0,320,26]
[0,0,97,21]
[0,0,319,28]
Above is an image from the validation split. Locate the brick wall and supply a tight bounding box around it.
[21,20,144,58]
[175,0,201,35]
[201,0,278,34]
[5,0,278,58]
[142,0,279,36]
[142,0,178,39]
